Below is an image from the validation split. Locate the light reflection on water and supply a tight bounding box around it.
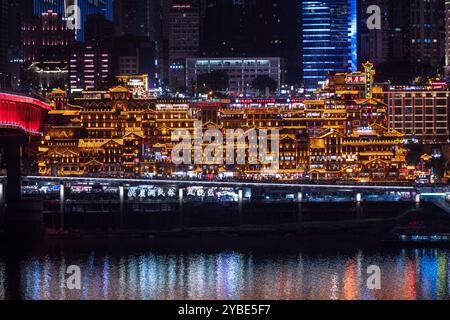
[0,260,5,300]
[1,248,450,300]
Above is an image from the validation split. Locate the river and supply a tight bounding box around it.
[0,240,449,300]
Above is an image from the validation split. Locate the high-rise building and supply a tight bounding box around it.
[384,84,450,143]
[33,0,66,15]
[114,36,157,89]
[301,0,358,91]
[4,0,34,89]
[200,0,255,58]
[33,0,113,41]
[7,0,34,59]
[22,10,75,63]
[22,10,75,91]
[113,0,162,89]
[361,0,444,83]
[113,0,161,41]
[359,0,390,65]
[186,57,281,96]
[113,0,140,36]
[445,1,450,78]
[200,0,300,85]
[85,13,115,48]
[168,1,200,90]
[0,0,8,75]
[69,44,111,91]
[360,0,411,65]
[409,0,445,74]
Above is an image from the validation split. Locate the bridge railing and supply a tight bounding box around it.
[0,89,50,104]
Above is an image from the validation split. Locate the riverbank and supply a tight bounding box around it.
[2,201,448,246]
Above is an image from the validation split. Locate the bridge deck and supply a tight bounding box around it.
[24,176,422,191]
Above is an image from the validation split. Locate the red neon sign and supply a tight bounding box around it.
[255,99,276,104]
[345,76,366,84]
[197,102,221,108]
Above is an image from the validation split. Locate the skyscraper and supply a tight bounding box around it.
[200,0,255,58]
[360,0,444,83]
[446,1,450,78]
[0,0,8,74]
[301,0,358,91]
[409,0,444,74]
[114,36,157,89]
[113,0,161,41]
[33,0,113,41]
[22,10,75,90]
[113,0,162,88]
[359,0,411,83]
[359,0,390,65]
[168,1,200,90]
[22,10,75,64]
[85,13,115,48]
[69,44,111,91]
[200,0,300,85]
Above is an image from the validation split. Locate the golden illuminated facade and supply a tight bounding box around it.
[39,64,408,182]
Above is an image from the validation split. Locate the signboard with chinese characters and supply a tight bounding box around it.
[116,74,149,98]
[363,62,375,99]
[345,75,366,85]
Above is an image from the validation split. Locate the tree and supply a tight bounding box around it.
[406,143,424,166]
[252,75,277,96]
[195,70,229,95]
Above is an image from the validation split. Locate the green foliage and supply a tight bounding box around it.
[251,75,277,95]
[195,70,229,94]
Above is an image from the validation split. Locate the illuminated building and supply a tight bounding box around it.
[113,0,161,41]
[85,13,114,48]
[186,57,281,96]
[383,83,450,143]
[168,1,199,90]
[446,1,450,78]
[39,87,194,177]
[409,0,444,71]
[200,0,300,85]
[0,0,8,75]
[361,0,444,80]
[359,0,411,68]
[32,0,114,41]
[28,60,68,90]
[69,44,111,92]
[6,0,34,89]
[22,10,74,63]
[116,74,149,98]
[40,64,407,181]
[359,0,390,65]
[22,10,75,91]
[32,0,66,17]
[301,0,358,91]
[115,36,158,88]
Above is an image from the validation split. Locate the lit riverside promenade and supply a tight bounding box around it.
[8,175,449,235]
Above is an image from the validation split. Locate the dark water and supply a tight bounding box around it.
[1,241,450,300]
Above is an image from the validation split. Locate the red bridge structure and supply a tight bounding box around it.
[0,90,51,204]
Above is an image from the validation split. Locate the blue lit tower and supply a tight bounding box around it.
[301,0,357,91]
[33,0,113,41]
